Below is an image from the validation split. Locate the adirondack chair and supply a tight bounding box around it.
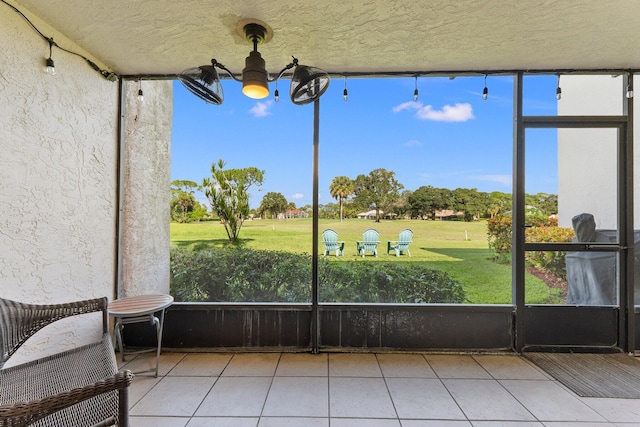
[322,229,345,257]
[387,228,413,257]
[356,228,380,257]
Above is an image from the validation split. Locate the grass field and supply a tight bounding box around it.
[171,218,562,304]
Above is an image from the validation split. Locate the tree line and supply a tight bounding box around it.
[171,159,558,242]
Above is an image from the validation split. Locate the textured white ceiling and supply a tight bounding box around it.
[12,0,640,77]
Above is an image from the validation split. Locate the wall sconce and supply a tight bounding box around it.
[178,20,330,105]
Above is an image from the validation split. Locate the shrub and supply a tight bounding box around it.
[486,214,574,278]
[170,247,467,304]
[487,215,512,257]
[525,225,574,280]
[487,214,560,255]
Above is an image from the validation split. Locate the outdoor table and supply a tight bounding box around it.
[108,294,173,377]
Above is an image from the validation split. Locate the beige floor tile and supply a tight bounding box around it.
[543,423,617,427]
[386,378,466,420]
[401,421,472,427]
[471,422,544,426]
[376,353,437,378]
[129,416,190,427]
[121,352,187,377]
[128,375,161,407]
[425,355,491,379]
[122,352,640,426]
[330,377,397,418]
[472,355,548,380]
[275,352,328,376]
[262,376,329,417]
[258,417,329,426]
[579,397,640,423]
[195,376,272,417]
[329,353,382,377]
[222,353,280,376]
[187,417,259,427]
[500,379,607,422]
[130,376,216,417]
[330,419,401,427]
[444,379,536,421]
[168,353,232,376]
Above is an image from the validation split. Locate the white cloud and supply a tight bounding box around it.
[415,103,475,122]
[392,101,422,113]
[393,101,475,122]
[249,101,273,117]
[291,193,304,199]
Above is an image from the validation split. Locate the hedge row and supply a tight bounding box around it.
[170,247,467,304]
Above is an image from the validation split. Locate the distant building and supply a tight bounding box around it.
[281,209,309,219]
[357,209,380,219]
[435,210,464,220]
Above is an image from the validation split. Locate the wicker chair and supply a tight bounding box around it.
[0,297,133,427]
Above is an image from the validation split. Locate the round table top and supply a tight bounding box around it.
[108,294,174,317]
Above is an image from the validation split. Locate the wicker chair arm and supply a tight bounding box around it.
[0,370,133,427]
[1,297,109,367]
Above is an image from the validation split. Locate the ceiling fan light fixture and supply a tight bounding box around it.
[242,50,269,99]
[177,63,224,105]
[290,64,330,105]
[179,19,330,105]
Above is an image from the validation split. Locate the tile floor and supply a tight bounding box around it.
[119,351,640,427]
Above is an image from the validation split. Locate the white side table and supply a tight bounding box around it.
[108,294,173,377]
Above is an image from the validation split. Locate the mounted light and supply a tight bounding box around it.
[241,23,270,99]
[43,38,55,76]
[137,80,144,102]
[178,19,330,106]
[482,74,488,100]
[343,76,348,101]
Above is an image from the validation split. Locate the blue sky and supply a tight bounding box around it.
[171,74,559,209]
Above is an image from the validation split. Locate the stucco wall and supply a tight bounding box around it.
[557,75,638,230]
[121,80,172,297]
[0,3,172,364]
[0,4,118,363]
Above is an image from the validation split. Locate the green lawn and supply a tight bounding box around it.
[171,218,562,304]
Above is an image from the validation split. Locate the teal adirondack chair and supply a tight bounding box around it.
[356,228,380,257]
[387,228,413,257]
[322,229,345,257]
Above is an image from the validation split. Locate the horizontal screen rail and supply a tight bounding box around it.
[523,115,627,128]
[524,242,623,252]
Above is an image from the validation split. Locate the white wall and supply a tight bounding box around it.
[557,75,637,230]
[0,3,172,364]
[121,81,172,297]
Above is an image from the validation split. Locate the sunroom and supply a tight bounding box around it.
[3,0,640,365]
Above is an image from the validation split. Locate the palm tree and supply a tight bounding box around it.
[329,176,354,222]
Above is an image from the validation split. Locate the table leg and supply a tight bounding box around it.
[111,313,165,377]
[155,309,167,377]
[114,318,125,362]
